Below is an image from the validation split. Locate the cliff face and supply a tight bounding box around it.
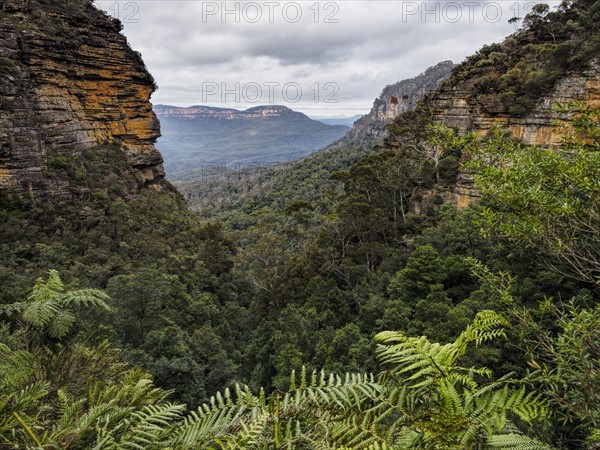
[433,58,600,144]
[0,0,164,198]
[414,0,600,208]
[429,58,600,206]
[350,61,455,142]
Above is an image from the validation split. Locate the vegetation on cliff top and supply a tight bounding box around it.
[449,0,600,115]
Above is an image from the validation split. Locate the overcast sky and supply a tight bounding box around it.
[95,0,559,117]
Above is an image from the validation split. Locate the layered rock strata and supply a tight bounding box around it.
[431,59,600,206]
[0,0,164,198]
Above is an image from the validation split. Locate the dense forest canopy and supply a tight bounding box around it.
[1,0,599,448]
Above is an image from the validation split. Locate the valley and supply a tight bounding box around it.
[0,0,599,448]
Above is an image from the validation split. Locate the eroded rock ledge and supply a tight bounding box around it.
[431,58,600,206]
[0,0,164,198]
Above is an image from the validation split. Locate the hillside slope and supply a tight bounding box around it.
[0,0,249,405]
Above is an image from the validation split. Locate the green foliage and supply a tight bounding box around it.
[371,310,549,449]
[1,270,110,339]
[177,311,548,449]
[450,0,600,115]
[0,144,246,405]
[388,245,446,301]
[487,433,553,450]
[2,5,600,447]
[469,262,600,447]
[0,284,552,450]
[514,299,600,438]
[2,105,597,449]
[466,103,600,283]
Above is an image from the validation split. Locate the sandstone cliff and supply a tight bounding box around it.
[415,0,600,207]
[433,58,600,206]
[433,59,600,145]
[0,0,164,198]
[350,60,455,142]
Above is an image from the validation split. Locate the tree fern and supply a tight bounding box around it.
[168,369,383,449]
[170,385,259,448]
[1,270,110,339]
[0,381,49,442]
[0,272,556,449]
[371,311,549,449]
[487,433,554,450]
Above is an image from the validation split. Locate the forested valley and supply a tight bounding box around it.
[1,0,599,448]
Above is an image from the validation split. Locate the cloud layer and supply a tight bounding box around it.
[96,0,559,116]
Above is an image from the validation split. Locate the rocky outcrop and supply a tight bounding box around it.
[350,61,455,142]
[429,58,600,206]
[0,0,164,198]
[433,59,600,143]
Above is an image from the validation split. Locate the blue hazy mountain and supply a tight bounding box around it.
[154,104,350,181]
[310,115,363,127]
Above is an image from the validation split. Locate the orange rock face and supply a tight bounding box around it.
[0,0,164,198]
[430,58,600,207]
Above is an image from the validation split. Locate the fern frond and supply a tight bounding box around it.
[116,403,185,449]
[170,383,260,447]
[61,289,111,310]
[487,433,554,449]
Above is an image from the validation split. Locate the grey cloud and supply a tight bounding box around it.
[96,0,561,115]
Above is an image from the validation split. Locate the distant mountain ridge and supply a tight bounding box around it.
[154,104,305,120]
[154,104,350,181]
[312,115,363,127]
